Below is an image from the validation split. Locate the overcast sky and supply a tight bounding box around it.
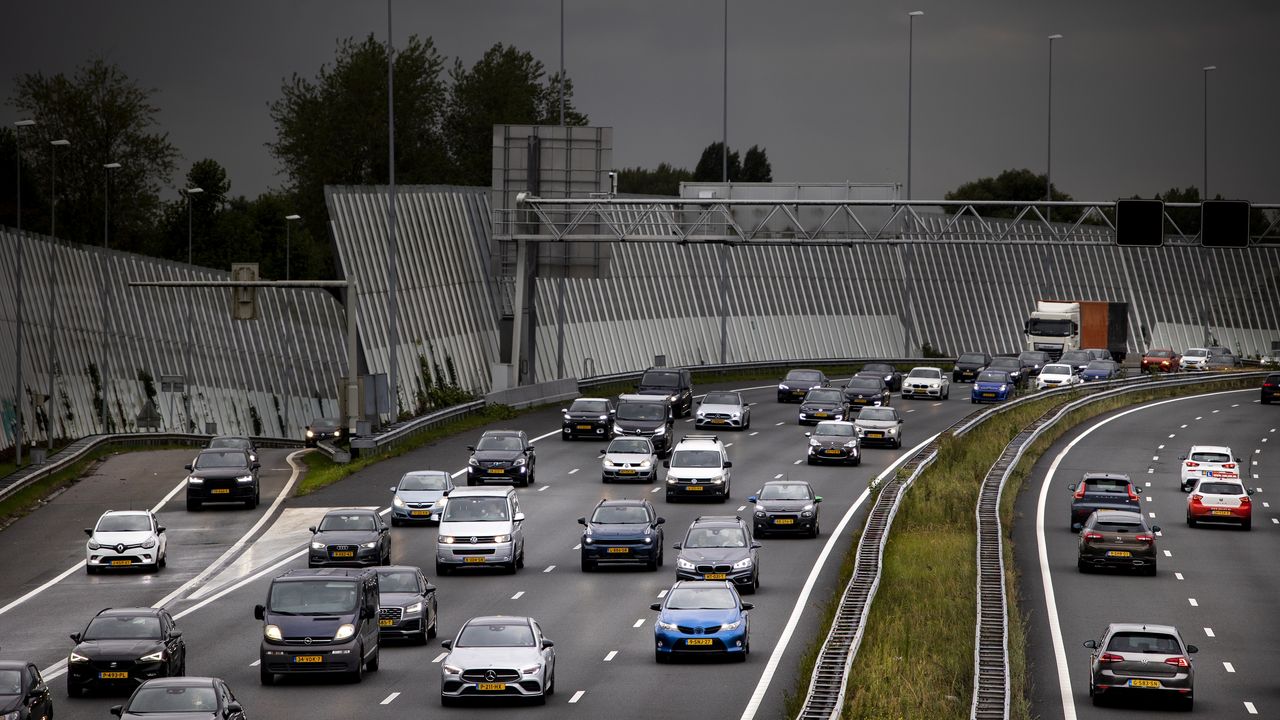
[6,1,1277,204]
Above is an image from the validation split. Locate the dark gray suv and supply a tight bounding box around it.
[673,516,760,594]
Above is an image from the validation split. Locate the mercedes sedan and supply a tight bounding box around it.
[696,391,751,430]
[439,616,556,706]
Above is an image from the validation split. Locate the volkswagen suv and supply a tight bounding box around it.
[664,434,733,501]
[435,487,526,575]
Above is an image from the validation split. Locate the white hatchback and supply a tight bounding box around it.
[1036,363,1079,390]
[1179,445,1240,492]
[1180,348,1211,371]
[85,509,167,573]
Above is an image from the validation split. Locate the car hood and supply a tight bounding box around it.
[842,388,884,398]
[92,530,155,545]
[565,410,608,420]
[698,403,741,415]
[446,646,544,669]
[614,418,665,430]
[438,520,514,537]
[312,530,379,545]
[397,489,445,503]
[810,434,856,447]
[1039,373,1073,383]
[636,388,677,399]
[472,450,523,462]
[780,379,820,389]
[905,376,941,385]
[678,547,749,564]
[801,400,844,410]
[955,362,986,370]
[189,467,251,479]
[1080,370,1111,379]
[855,419,898,430]
[666,467,725,480]
[974,381,1006,391]
[379,591,423,607]
[604,452,653,464]
[74,639,165,659]
[0,696,21,714]
[587,523,652,539]
[755,499,811,512]
[659,608,742,627]
[271,614,350,639]
[123,713,219,720]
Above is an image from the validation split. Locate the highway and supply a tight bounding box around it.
[0,379,973,720]
[1017,390,1279,719]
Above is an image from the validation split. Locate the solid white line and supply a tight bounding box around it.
[511,591,524,600]
[1204,627,1215,637]
[1035,388,1254,720]
[543,565,555,573]
[1174,572,1184,580]
[1188,598,1198,607]
[657,589,668,598]
[738,433,938,720]
[1223,661,1235,673]
[603,650,617,662]
[569,690,586,704]
[568,468,579,474]
[381,692,400,705]
[633,618,645,628]
[1245,701,1258,714]
[432,652,447,663]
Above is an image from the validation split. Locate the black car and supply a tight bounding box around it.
[375,566,438,644]
[613,394,675,455]
[952,352,990,382]
[579,498,666,571]
[561,397,615,440]
[466,429,536,486]
[256,568,381,684]
[988,356,1027,387]
[637,367,694,418]
[1017,350,1050,377]
[304,417,344,447]
[749,481,821,538]
[1262,373,1280,404]
[67,607,186,696]
[1058,350,1094,373]
[860,363,903,392]
[184,449,260,511]
[842,377,891,411]
[805,421,861,466]
[207,435,257,463]
[1068,473,1142,530]
[798,387,851,425]
[0,661,52,720]
[308,508,391,567]
[111,677,244,719]
[673,516,761,594]
[777,368,828,402]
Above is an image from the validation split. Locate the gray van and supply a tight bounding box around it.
[255,567,380,685]
[435,486,525,575]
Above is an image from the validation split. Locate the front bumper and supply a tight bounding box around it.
[971,389,1009,402]
[602,465,655,482]
[798,410,846,425]
[696,415,746,429]
[777,388,810,402]
[562,420,610,439]
[186,482,256,502]
[901,384,942,398]
[654,626,747,656]
[436,542,516,568]
[675,565,753,588]
[807,445,859,463]
[582,541,659,564]
[261,638,361,675]
[378,609,427,639]
[68,659,168,690]
[857,429,899,447]
[468,465,530,484]
[441,669,548,699]
[953,370,980,382]
[753,512,816,534]
[87,546,159,569]
[666,480,729,498]
[309,546,382,567]
[391,504,443,523]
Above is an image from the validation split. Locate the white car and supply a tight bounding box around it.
[1179,347,1211,371]
[85,509,167,573]
[1179,445,1240,492]
[600,436,658,483]
[900,367,950,400]
[695,391,751,430]
[1036,363,1080,390]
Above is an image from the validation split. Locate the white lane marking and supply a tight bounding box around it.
[725,443,734,448]
[737,505,747,512]
[793,459,803,465]
[774,473,784,479]
[1035,388,1254,720]
[250,659,261,667]
[603,650,617,662]
[633,618,645,628]
[1204,628,1215,637]
[0,562,85,619]
[1145,497,1152,502]
[650,487,661,493]
[657,589,668,598]
[1145,482,1151,487]
[739,433,938,720]
[1189,598,1198,607]
[1256,448,1263,454]
[1223,661,1235,673]
[1212,410,1220,414]
[511,591,525,600]
[906,408,916,413]
[1175,572,1184,580]
[1254,460,1259,466]
[1149,512,1156,518]
[1263,502,1270,509]
[1244,701,1257,714]
[1164,550,1172,557]
[573,543,582,550]
[1147,468,1154,474]
[1169,433,1176,438]
[1152,455,1159,461]
[1181,424,1188,428]
[1196,416,1203,420]
[433,652,447,663]
[1256,474,1262,479]
[569,690,586,704]
[568,468,579,474]
[1271,518,1277,525]
[543,565,556,573]
[750,431,759,437]
[381,692,400,705]
[537,485,549,492]
[775,422,785,426]
[1158,444,1165,450]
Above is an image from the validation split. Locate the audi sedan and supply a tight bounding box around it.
[439,616,556,706]
[651,581,752,662]
[696,391,751,431]
[111,677,244,719]
[798,388,851,425]
[970,370,1014,403]
[1186,478,1252,530]
[67,608,186,696]
[1077,509,1159,575]
[777,369,828,402]
[748,481,821,537]
[308,509,391,567]
[1083,623,1196,709]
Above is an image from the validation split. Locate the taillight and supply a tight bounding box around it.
[1127,486,1139,501]
[1074,484,1087,499]
[1185,461,1200,468]
[1163,656,1190,668]
[1099,653,1125,663]
[1190,494,1204,504]
[1240,496,1251,506]
[1083,531,1104,542]
[1136,534,1154,543]
[1223,463,1236,469]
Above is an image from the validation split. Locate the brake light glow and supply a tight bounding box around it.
[1127,486,1139,501]
[1083,531,1104,542]
[1223,463,1236,469]
[1185,461,1200,468]
[1074,483,1087,499]
[1190,494,1204,504]
[1240,496,1251,506]
[1099,653,1125,663]
[1136,534,1154,543]
[1163,656,1190,668]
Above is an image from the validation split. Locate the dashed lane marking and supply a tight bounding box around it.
[1188,598,1198,607]
[775,422,785,426]
[1169,434,1177,438]
[1181,424,1188,429]
[568,468,579,474]
[543,565,556,573]
[381,692,400,705]
[1150,512,1156,518]
[250,660,260,667]
[569,691,586,704]
[538,485,549,492]
[633,618,646,628]
[1224,662,1235,673]
[1158,444,1165,449]
[1244,701,1257,714]
[1196,416,1204,420]
[1204,628,1215,637]
[793,459,803,465]
[1147,468,1154,474]
[750,431,759,436]
[1145,482,1151,487]
[657,589,668,598]
[1145,497,1152,502]
[1152,456,1159,461]
[774,474,784,479]
[906,409,916,413]
[650,487,661,493]
[1174,573,1184,581]
[433,652,447,663]
[511,591,525,600]
[573,544,582,550]
[737,505,747,511]
[604,651,617,662]
[1164,550,1172,557]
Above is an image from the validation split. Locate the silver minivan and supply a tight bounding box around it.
[435,487,525,575]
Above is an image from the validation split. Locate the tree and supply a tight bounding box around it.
[741,145,772,182]
[945,168,1076,221]
[9,59,179,251]
[693,142,740,182]
[617,163,692,196]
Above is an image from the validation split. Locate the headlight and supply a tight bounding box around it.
[884,374,892,381]
[69,652,90,663]
[186,476,203,485]
[844,440,858,448]
[311,541,325,550]
[710,475,724,484]
[393,495,406,508]
[333,430,341,437]
[696,411,705,419]
[442,663,463,675]
[439,535,456,544]
[731,412,741,419]
[306,430,315,438]
[87,539,100,550]
[492,534,511,543]
[520,664,543,675]
[1000,385,1008,392]
[613,423,624,434]
[643,537,653,544]
[802,504,815,512]
[755,510,766,518]
[602,459,617,469]
[403,602,423,615]
[361,541,377,549]
[237,475,254,483]
[666,476,679,484]
[142,537,156,549]
[718,620,742,632]
[652,425,667,435]
[334,623,356,641]
[677,557,695,570]
[1,710,19,720]
[809,438,820,447]
[656,620,678,631]
[264,625,283,641]
[732,557,754,569]
[598,414,608,420]
[513,457,527,467]
[468,457,479,466]
[639,459,652,469]
[139,649,166,662]
[583,536,593,545]
[778,384,789,390]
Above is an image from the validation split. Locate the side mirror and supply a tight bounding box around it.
[672,543,682,550]
[389,486,397,492]
[898,419,904,424]
[804,432,811,438]
[750,542,762,549]
[440,639,453,650]
[577,517,587,526]
[1135,487,1143,494]
[747,496,758,504]
[1186,644,1198,654]
[184,464,193,471]
[1151,525,1162,533]
[226,702,243,715]
[157,526,166,534]
[254,605,265,620]
[600,448,608,455]
[69,632,82,643]
[84,528,93,536]
[1236,456,1243,463]
[253,462,261,470]
[308,526,316,534]
[442,489,451,497]
[424,583,437,593]
[723,461,733,468]
[514,512,525,522]
[650,603,662,611]
[466,446,475,452]
[655,517,665,525]
[169,629,183,639]
[1067,484,1077,492]
[110,706,124,717]
[560,408,567,413]
[741,602,754,611]
[815,496,823,503]
[526,446,535,452]
[662,461,670,468]
[541,639,555,649]
[1082,639,1099,649]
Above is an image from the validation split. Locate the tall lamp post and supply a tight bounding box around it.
[1046,33,1062,223]
[722,0,729,183]
[181,186,202,432]
[906,10,923,202]
[12,119,36,465]
[386,0,400,423]
[101,162,121,432]
[1202,65,1216,200]
[45,138,70,452]
[284,214,301,281]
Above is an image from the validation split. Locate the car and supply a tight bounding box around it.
[777,368,828,402]
[651,581,752,662]
[1017,350,1051,377]
[184,448,260,510]
[600,436,659,483]
[1178,444,1241,492]
[970,370,1014,403]
[841,376,891,411]
[579,498,665,571]
[1079,359,1122,382]
[854,406,905,448]
[1068,473,1142,530]
[901,366,950,400]
[1036,363,1080,390]
[390,470,453,525]
[860,362,903,392]
[1179,347,1210,371]
[255,567,380,684]
[1205,345,1235,361]
[207,434,257,463]
[1083,624,1196,709]
[696,391,751,430]
[748,481,821,537]
[804,420,861,465]
[110,677,244,719]
[673,515,760,594]
[0,661,52,720]
[636,366,694,418]
[1076,509,1160,575]
[67,607,186,696]
[85,510,167,574]
[664,434,733,501]
[1140,348,1180,373]
[438,616,556,706]
[1186,477,1252,530]
[435,486,525,575]
[466,429,536,487]
[304,417,343,447]
[988,356,1027,387]
[1058,349,1094,373]
[613,394,675,455]
[308,508,391,568]
[1262,373,1280,404]
[1083,348,1113,362]
[560,397,614,440]
[1205,352,1239,370]
[798,387,852,425]
[952,352,991,382]
[374,565,438,644]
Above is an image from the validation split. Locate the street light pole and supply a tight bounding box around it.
[101,162,120,433]
[906,11,923,202]
[559,0,565,126]
[284,214,301,281]
[722,0,728,183]
[46,138,70,451]
[182,186,202,432]
[386,0,401,424]
[1202,65,1216,200]
[12,119,35,465]
[1046,33,1062,224]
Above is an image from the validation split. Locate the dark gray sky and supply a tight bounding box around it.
[7,1,1278,203]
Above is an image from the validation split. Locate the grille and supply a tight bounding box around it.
[453,548,495,555]
[88,660,142,671]
[282,636,338,645]
[696,564,732,573]
[327,545,356,552]
[379,607,403,623]
[483,461,511,468]
[461,668,521,682]
[676,625,721,635]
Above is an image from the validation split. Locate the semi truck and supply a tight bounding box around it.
[1024,300,1129,362]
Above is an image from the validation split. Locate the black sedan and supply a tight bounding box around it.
[988,356,1027,388]
[184,449,260,511]
[777,369,828,402]
[579,498,665,571]
[860,363,903,392]
[952,352,991,382]
[1262,373,1280,404]
[67,607,186,696]
[749,481,821,537]
[307,509,391,567]
[1058,350,1093,373]
[798,388,851,425]
[1017,350,1050,377]
[0,661,53,719]
[842,377,891,411]
[111,677,245,719]
[1068,473,1142,530]
[304,417,344,447]
[561,397,615,440]
[466,429,536,487]
[375,566,438,643]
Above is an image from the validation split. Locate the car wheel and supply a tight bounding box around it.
[545,667,556,696]
[581,557,595,572]
[1077,559,1089,573]
[852,456,861,467]
[1242,518,1252,531]
[517,547,525,569]
[349,647,365,683]
[655,651,668,664]
[441,695,458,707]
[158,552,167,570]
[186,499,202,512]
[259,666,274,686]
[1186,514,1197,528]
[806,456,815,465]
[86,564,98,575]
[435,561,450,576]
[971,399,978,404]
[1145,561,1157,577]
[810,521,820,538]
[391,518,401,527]
[1181,696,1194,711]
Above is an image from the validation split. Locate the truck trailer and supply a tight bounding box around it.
[1024,300,1129,362]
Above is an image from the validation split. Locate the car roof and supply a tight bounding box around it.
[197,447,247,455]
[211,435,251,441]
[617,393,669,403]
[672,435,724,449]
[0,661,30,670]
[481,429,525,438]
[375,565,421,575]
[446,486,514,498]
[761,480,812,489]
[402,469,450,478]
[322,507,378,516]
[1189,444,1233,453]
[277,567,374,580]
[785,368,823,375]
[97,607,163,618]
[597,498,649,507]
[671,580,735,591]
[814,420,856,429]
[690,515,744,527]
[1091,509,1144,522]
[100,509,151,517]
[464,615,532,626]
[1082,472,1131,482]
[132,676,218,688]
[1105,622,1180,636]
[909,366,942,372]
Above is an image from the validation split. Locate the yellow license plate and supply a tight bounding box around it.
[607,547,630,553]
[619,469,637,475]
[1129,679,1161,688]
[293,655,323,663]
[409,510,430,516]
[868,432,883,438]
[982,392,995,397]
[478,682,506,691]
[704,573,727,580]
[775,518,795,525]
[211,488,231,494]
[712,419,727,424]
[379,618,395,627]
[814,412,829,417]
[824,449,841,455]
[1106,550,1132,557]
[686,638,714,646]
[332,550,355,557]
[489,468,505,474]
[111,559,133,566]
[464,556,486,563]
[1211,510,1233,516]
[687,486,703,491]
[99,671,128,679]
[577,424,593,430]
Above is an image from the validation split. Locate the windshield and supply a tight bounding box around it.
[268,580,358,615]
[640,371,680,388]
[862,364,892,374]
[1060,351,1091,363]
[1027,318,1075,337]
[83,615,162,640]
[666,586,737,610]
[592,506,651,524]
[1093,519,1143,532]
[441,497,509,522]
[1042,364,1073,375]
[457,622,535,648]
[1146,350,1173,358]
[702,392,740,405]
[859,408,896,421]
[96,514,151,533]
[126,686,218,713]
[209,437,250,451]
[977,371,1008,383]
[1019,352,1047,364]
[1084,361,1113,372]
[0,670,24,695]
[907,368,939,379]
[194,451,248,469]
[1106,632,1181,654]
[845,379,882,392]
[1184,348,1209,358]
[990,358,1019,369]
[310,418,340,430]
[1198,482,1244,495]
[814,423,855,437]
[607,438,651,454]
[318,513,376,531]
[759,484,811,501]
[617,402,666,421]
[957,353,986,364]
[670,450,722,469]
[476,435,523,451]
[806,389,845,403]
[684,527,747,548]
[570,399,608,413]
[376,571,420,594]
[1190,451,1231,463]
[399,472,448,491]
[785,370,821,383]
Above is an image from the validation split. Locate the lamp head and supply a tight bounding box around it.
[50,139,70,147]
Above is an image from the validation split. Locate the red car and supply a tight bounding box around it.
[1186,478,1252,530]
[1141,348,1180,372]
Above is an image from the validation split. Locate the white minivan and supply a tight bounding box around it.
[435,486,525,575]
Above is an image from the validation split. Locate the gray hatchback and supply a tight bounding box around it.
[1083,623,1196,709]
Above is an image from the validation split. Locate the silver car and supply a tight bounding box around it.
[1084,623,1196,709]
[600,436,658,483]
[439,616,556,706]
[695,391,751,431]
[854,407,905,448]
[390,470,453,525]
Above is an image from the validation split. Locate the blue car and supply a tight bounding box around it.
[1080,360,1122,382]
[579,498,665,571]
[970,370,1014,404]
[651,581,752,662]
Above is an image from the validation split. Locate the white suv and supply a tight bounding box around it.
[664,434,733,502]
[435,486,526,575]
[1179,445,1241,492]
[85,510,167,573]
